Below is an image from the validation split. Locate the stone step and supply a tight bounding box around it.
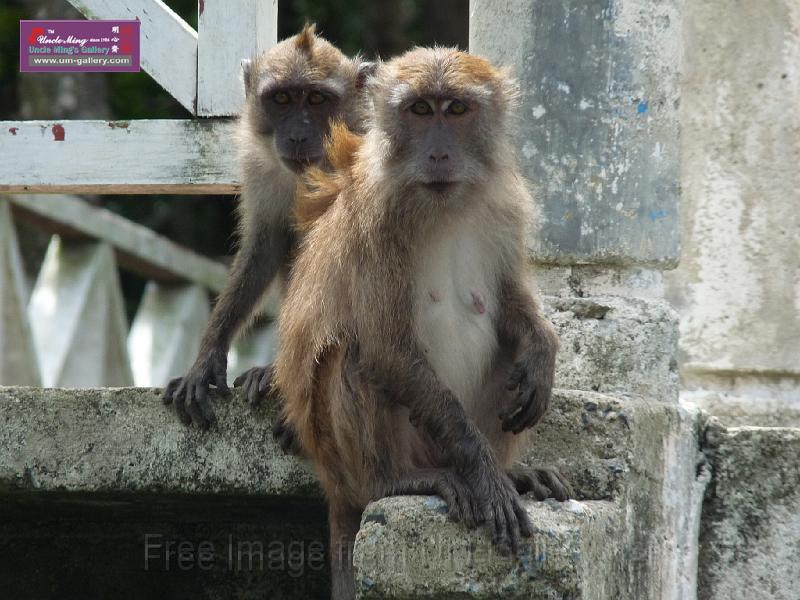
[0,386,701,599]
[354,496,620,599]
[698,420,800,600]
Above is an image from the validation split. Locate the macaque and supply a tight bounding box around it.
[162,25,374,427]
[273,48,570,599]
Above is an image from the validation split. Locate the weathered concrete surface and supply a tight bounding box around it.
[471,0,681,265]
[0,388,710,599]
[0,386,317,497]
[664,0,800,402]
[354,496,620,599]
[355,391,708,599]
[699,424,800,600]
[545,294,679,403]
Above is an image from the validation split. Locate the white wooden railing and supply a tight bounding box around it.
[0,195,281,387]
[0,1,281,386]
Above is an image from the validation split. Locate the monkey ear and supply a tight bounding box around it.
[356,61,377,89]
[241,58,253,96]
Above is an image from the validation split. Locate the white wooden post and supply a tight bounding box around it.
[67,0,199,113]
[128,282,210,386]
[28,238,133,387]
[197,0,278,116]
[0,202,40,385]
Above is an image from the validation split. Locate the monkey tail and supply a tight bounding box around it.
[294,120,363,234]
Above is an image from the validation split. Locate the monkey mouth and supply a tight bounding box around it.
[281,156,320,173]
[421,181,458,194]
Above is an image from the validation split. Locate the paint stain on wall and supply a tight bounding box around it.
[8,127,18,135]
[51,124,65,141]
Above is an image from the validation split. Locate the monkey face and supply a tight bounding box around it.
[396,96,482,192]
[259,85,342,173]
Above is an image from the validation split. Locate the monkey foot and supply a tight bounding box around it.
[508,465,573,502]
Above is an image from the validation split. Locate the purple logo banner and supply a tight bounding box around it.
[20,20,140,72]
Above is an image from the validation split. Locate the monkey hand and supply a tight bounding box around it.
[499,349,554,434]
[466,452,534,555]
[161,348,230,429]
[507,465,573,502]
[233,364,277,407]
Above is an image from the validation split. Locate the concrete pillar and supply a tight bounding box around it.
[28,238,133,387]
[665,0,800,411]
[470,0,681,265]
[0,202,40,385]
[470,4,695,599]
[127,282,210,387]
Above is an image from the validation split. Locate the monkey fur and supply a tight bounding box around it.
[162,24,374,428]
[273,47,571,599]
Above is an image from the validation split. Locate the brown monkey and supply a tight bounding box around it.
[273,48,571,599]
[162,25,374,428]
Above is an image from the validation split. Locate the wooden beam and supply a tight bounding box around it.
[0,120,238,194]
[197,0,278,116]
[67,0,198,113]
[8,195,228,292]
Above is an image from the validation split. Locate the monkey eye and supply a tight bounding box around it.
[273,91,291,105]
[409,100,433,116]
[448,100,468,115]
[307,91,327,105]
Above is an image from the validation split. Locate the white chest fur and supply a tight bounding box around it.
[412,214,501,408]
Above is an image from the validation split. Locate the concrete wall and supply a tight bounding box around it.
[665,0,800,408]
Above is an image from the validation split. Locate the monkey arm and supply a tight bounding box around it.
[162,224,293,428]
[495,278,559,434]
[360,335,533,553]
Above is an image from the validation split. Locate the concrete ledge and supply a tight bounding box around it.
[354,496,620,599]
[699,424,800,600]
[0,387,675,502]
[546,294,679,403]
[0,386,318,497]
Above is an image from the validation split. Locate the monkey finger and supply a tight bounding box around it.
[215,375,231,399]
[490,507,512,556]
[503,501,522,553]
[539,468,572,501]
[517,389,551,434]
[194,382,217,429]
[513,501,534,538]
[161,377,181,405]
[233,369,251,388]
[183,388,204,429]
[518,471,552,500]
[174,395,192,426]
[258,366,273,393]
[505,362,526,391]
[246,374,261,407]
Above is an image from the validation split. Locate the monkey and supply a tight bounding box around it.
[161,24,375,428]
[272,48,571,599]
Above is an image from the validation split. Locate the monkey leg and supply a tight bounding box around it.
[328,502,362,600]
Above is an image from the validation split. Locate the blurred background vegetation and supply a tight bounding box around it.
[0,0,468,317]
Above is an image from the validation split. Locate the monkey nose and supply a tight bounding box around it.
[429,153,449,163]
[290,135,308,144]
